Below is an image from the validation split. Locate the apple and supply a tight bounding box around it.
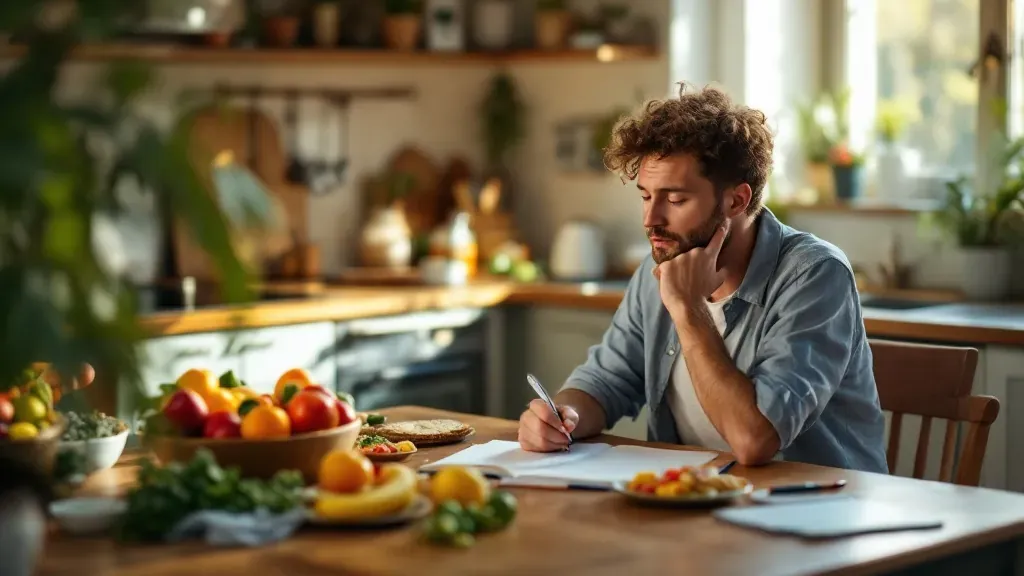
[203,410,242,438]
[0,396,13,424]
[162,389,209,435]
[286,389,339,434]
[335,396,357,426]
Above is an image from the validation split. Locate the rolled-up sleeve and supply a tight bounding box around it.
[560,263,647,429]
[750,258,858,450]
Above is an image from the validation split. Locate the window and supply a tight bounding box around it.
[846,0,981,187]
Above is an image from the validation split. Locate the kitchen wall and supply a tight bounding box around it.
[55,60,494,281]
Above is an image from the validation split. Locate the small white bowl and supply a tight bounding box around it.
[60,429,129,473]
[49,497,127,535]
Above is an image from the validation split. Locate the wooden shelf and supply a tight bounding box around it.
[0,43,658,66]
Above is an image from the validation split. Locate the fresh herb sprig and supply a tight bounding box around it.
[118,449,305,542]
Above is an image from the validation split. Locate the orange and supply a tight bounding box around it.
[273,368,313,402]
[177,368,218,399]
[240,405,291,439]
[318,449,374,494]
[205,387,240,413]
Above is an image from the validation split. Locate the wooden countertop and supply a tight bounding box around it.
[40,406,1024,576]
[138,281,1024,346]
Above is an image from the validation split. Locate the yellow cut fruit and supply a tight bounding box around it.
[429,466,490,507]
[314,464,417,521]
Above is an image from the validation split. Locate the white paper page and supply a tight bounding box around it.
[420,440,611,476]
[521,445,718,484]
[713,498,944,538]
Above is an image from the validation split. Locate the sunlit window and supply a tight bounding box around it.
[847,0,979,190]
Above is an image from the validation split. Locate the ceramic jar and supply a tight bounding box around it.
[360,206,413,268]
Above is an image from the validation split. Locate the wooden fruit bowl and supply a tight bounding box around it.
[0,415,66,479]
[142,419,361,483]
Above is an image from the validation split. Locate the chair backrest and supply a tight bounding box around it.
[870,339,1000,486]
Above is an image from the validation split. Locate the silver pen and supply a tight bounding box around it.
[526,373,573,450]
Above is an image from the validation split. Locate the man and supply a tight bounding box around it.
[517,84,888,472]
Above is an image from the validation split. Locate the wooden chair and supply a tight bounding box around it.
[870,339,1000,487]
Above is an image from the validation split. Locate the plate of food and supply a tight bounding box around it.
[614,464,753,508]
[360,418,475,447]
[357,434,417,462]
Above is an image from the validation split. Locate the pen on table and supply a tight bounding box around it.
[768,479,847,494]
[718,460,736,474]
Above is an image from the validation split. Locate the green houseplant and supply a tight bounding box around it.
[0,3,260,446]
[795,88,850,201]
[480,71,527,175]
[920,124,1024,300]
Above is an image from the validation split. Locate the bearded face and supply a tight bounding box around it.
[638,155,732,264]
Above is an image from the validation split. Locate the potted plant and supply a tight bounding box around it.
[0,1,260,563]
[480,72,527,177]
[828,142,866,200]
[535,0,572,50]
[383,0,424,51]
[875,97,922,199]
[795,89,849,201]
[312,0,341,47]
[920,133,1024,300]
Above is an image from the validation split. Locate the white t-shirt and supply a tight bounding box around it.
[666,294,734,452]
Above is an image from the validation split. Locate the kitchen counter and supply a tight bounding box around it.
[138,281,1024,346]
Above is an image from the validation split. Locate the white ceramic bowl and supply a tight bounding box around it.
[49,497,127,535]
[60,429,129,473]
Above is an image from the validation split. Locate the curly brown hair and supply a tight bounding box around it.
[603,83,774,216]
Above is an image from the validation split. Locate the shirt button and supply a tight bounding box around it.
[667,348,675,356]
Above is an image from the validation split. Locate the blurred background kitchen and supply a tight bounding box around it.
[3,0,1024,492]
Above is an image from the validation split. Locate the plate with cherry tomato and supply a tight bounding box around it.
[614,465,753,508]
[357,434,417,462]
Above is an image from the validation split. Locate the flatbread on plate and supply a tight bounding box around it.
[361,419,475,446]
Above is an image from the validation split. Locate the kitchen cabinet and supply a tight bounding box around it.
[234,322,337,395]
[505,306,650,439]
[977,345,1024,491]
[121,322,336,419]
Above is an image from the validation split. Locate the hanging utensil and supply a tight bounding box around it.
[284,91,307,185]
[309,96,334,194]
[334,95,351,183]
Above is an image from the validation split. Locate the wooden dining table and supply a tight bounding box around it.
[37,406,1024,576]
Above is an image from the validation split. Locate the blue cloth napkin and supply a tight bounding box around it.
[164,507,307,547]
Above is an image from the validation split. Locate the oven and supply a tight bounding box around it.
[334,308,487,415]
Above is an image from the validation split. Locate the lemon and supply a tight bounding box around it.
[13,395,47,425]
[9,422,39,440]
[429,466,491,507]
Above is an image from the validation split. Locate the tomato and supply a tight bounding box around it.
[663,468,681,482]
[286,389,340,434]
[335,398,357,426]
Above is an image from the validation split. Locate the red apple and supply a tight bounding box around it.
[0,396,13,424]
[286,389,339,434]
[335,396,357,426]
[203,410,242,438]
[162,389,209,435]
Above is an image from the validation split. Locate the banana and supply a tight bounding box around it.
[315,464,418,521]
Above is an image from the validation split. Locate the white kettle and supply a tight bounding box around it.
[549,219,607,281]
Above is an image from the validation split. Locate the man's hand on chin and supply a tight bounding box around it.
[653,226,727,316]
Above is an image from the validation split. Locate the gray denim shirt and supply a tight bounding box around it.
[561,209,889,473]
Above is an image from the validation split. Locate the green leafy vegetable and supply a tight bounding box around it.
[280,383,299,405]
[118,449,305,542]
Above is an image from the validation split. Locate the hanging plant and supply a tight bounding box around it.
[479,71,527,173]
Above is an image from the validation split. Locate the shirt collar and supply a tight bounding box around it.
[733,207,783,307]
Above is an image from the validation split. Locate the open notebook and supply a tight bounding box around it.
[420,440,718,489]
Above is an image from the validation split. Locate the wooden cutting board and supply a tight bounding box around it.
[179,104,309,280]
[386,145,442,237]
